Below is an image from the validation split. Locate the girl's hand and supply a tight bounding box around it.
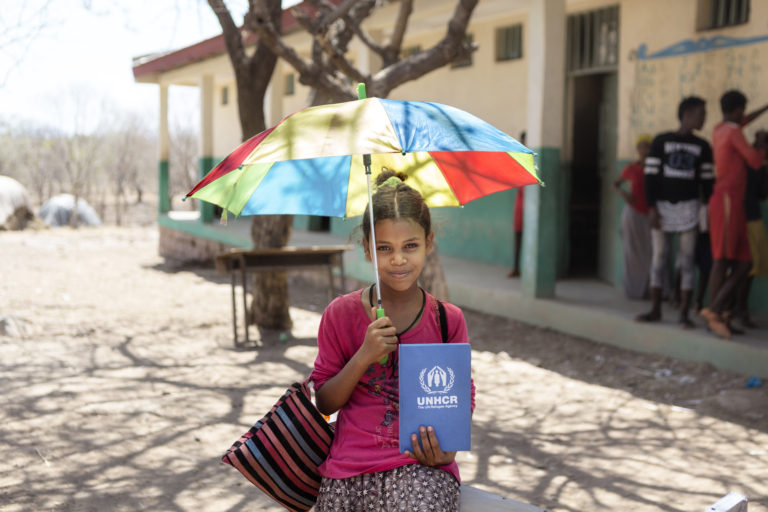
[404,426,457,467]
[358,308,398,365]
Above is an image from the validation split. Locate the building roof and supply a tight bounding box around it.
[132,1,335,81]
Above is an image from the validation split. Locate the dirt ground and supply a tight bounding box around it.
[2,223,768,512]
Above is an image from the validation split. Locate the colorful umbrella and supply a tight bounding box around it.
[186,97,540,219]
[186,95,541,325]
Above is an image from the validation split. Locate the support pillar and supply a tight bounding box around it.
[522,0,566,298]
[158,84,170,214]
[199,73,215,223]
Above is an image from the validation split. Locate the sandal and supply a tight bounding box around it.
[705,315,732,339]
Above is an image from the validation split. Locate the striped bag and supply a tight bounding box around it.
[222,378,334,511]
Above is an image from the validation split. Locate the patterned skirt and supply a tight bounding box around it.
[314,464,460,512]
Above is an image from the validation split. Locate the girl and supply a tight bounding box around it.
[311,170,476,512]
[613,134,652,300]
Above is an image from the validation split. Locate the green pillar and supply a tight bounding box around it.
[158,160,170,214]
[158,84,170,216]
[521,0,565,299]
[522,148,560,298]
[198,156,216,223]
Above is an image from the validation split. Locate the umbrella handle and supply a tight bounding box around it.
[377,309,388,365]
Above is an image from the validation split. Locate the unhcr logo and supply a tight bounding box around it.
[417,366,458,409]
[419,366,455,394]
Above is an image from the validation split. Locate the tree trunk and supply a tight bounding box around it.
[208,0,288,332]
[249,215,294,330]
[420,242,450,301]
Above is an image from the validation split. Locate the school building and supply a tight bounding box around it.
[133,0,768,375]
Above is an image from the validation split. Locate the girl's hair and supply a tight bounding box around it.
[361,168,431,241]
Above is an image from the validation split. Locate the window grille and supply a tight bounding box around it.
[496,24,523,61]
[566,5,619,74]
[702,0,749,29]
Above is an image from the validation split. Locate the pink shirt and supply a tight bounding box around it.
[311,289,476,482]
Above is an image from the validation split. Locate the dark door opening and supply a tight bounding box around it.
[307,216,331,232]
[569,74,604,276]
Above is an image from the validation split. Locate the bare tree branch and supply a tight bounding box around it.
[386,0,414,65]
[289,5,320,34]
[316,32,369,84]
[249,0,354,102]
[248,0,477,102]
[207,0,246,69]
[371,0,479,96]
[344,15,387,56]
[317,0,358,26]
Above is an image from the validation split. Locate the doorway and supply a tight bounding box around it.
[568,74,603,276]
[565,5,619,278]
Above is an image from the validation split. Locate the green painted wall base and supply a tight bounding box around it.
[158,160,170,214]
[198,156,217,223]
[522,147,560,298]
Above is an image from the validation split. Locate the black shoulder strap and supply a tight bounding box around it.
[437,300,448,343]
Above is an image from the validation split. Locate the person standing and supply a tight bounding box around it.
[700,91,768,338]
[731,158,768,330]
[636,96,714,328]
[613,134,653,299]
[508,131,527,278]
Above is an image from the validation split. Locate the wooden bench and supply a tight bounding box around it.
[705,493,748,512]
[457,489,747,511]
[215,245,353,346]
[460,486,552,511]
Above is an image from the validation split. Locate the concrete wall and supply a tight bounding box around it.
[618,0,768,158]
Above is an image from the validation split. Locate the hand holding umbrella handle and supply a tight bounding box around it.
[377,308,388,364]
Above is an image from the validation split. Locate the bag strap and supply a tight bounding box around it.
[437,300,448,343]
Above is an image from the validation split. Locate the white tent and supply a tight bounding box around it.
[0,175,32,228]
[39,194,102,227]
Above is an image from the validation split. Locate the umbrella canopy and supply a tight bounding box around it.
[186,98,540,218]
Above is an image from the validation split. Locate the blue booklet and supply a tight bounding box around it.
[398,343,471,452]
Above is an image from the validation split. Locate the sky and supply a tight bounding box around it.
[0,0,296,134]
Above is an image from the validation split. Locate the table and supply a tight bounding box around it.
[215,245,354,346]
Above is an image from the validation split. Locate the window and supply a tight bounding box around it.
[285,73,295,96]
[496,24,523,61]
[221,86,229,106]
[567,5,619,73]
[451,34,473,69]
[699,0,750,29]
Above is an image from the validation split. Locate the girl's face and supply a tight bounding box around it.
[636,141,651,161]
[364,218,433,293]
